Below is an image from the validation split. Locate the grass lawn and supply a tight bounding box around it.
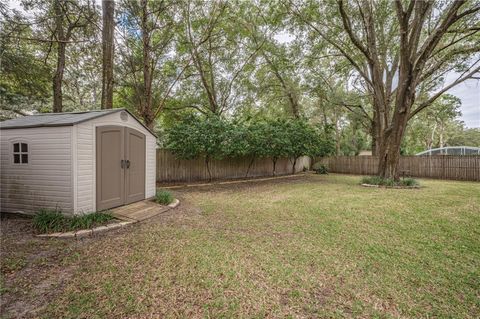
[1,174,479,318]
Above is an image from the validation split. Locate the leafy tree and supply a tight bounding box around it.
[448,128,480,148]
[62,29,102,111]
[1,0,99,113]
[403,94,463,154]
[165,114,230,181]
[176,0,263,115]
[222,121,250,158]
[0,8,51,117]
[256,119,291,176]
[116,0,185,129]
[285,119,321,173]
[290,0,480,179]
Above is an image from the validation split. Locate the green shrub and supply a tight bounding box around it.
[155,189,173,205]
[32,209,114,234]
[313,164,329,174]
[361,176,419,187]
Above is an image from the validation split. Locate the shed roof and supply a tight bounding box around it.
[0,109,157,137]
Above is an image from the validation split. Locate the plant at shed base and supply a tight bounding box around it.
[155,189,173,205]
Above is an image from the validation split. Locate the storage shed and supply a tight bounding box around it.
[0,109,157,215]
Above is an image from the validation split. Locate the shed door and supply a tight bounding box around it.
[125,127,146,204]
[96,126,146,211]
[96,126,125,211]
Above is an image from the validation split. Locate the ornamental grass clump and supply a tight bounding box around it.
[155,189,173,205]
[32,209,114,234]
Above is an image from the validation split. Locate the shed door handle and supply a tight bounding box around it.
[126,160,130,168]
[121,159,125,168]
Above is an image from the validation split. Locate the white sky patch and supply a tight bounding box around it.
[274,31,294,44]
[444,72,480,128]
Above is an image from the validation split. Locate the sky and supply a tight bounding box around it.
[7,1,480,128]
[445,73,480,128]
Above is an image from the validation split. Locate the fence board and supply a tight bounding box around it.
[156,149,311,183]
[316,156,480,181]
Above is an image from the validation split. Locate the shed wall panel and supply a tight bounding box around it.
[0,127,73,214]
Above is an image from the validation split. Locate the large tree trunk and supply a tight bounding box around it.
[101,0,115,109]
[377,83,413,180]
[140,0,155,129]
[52,0,65,113]
[52,43,66,113]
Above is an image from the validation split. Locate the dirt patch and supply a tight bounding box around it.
[1,215,78,318]
[0,203,190,319]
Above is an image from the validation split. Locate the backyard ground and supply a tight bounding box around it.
[1,174,479,318]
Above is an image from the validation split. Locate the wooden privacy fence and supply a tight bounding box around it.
[316,156,480,181]
[156,149,311,183]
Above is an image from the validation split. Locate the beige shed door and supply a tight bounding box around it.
[96,126,146,211]
[125,127,146,204]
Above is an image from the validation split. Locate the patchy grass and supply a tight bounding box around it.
[154,189,174,205]
[3,175,479,318]
[0,256,27,273]
[32,210,114,234]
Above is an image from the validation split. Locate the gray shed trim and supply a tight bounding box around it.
[0,109,157,137]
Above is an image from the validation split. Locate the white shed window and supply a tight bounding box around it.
[13,142,28,164]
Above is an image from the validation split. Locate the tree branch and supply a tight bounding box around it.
[409,62,480,119]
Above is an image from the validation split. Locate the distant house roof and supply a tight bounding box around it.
[0,109,157,137]
[416,146,480,156]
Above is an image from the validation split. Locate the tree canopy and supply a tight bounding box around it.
[1,0,479,178]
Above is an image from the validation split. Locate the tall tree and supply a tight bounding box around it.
[177,0,264,115]
[244,4,304,119]
[0,7,51,117]
[116,0,187,129]
[51,0,97,112]
[290,0,480,179]
[101,0,115,109]
[1,0,98,114]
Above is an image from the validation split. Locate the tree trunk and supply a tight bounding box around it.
[101,0,115,109]
[205,155,212,182]
[439,123,444,149]
[272,158,277,176]
[245,156,255,178]
[143,110,155,130]
[52,0,65,113]
[377,92,412,180]
[140,0,154,129]
[428,122,437,150]
[291,157,297,174]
